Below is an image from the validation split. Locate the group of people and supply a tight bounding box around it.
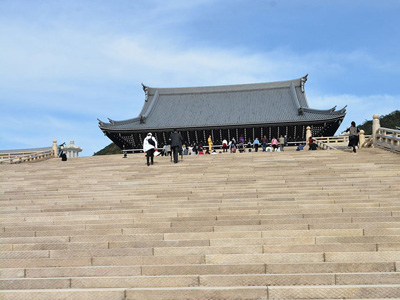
[143,129,183,166]
[295,121,360,152]
[162,140,218,157]
[142,131,290,166]
[222,135,288,153]
[142,122,361,165]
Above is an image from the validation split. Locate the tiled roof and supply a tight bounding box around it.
[99,75,346,131]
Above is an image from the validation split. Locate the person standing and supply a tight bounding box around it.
[345,121,360,153]
[253,137,260,152]
[308,136,314,150]
[169,129,183,163]
[222,138,228,152]
[143,133,157,166]
[262,136,268,152]
[279,135,285,152]
[60,151,67,161]
[271,137,279,151]
[230,138,236,153]
[208,135,213,153]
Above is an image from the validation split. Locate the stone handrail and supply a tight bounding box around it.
[314,136,349,144]
[314,135,371,145]
[0,150,53,165]
[375,127,400,153]
[362,136,373,148]
[313,139,338,150]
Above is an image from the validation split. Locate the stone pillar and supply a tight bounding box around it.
[359,130,365,148]
[305,126,312,143]
[372,114,380,145]
[63,140,82,158]
[52,140,58,158]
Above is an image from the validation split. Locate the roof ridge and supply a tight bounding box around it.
[144,76,307,95]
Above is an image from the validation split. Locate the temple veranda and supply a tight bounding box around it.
[1,148,400,299]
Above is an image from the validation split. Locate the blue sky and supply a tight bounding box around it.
[1,0,399,156]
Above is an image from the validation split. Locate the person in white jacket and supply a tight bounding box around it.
[143,133,158,166]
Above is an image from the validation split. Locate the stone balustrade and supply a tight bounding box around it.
[376,127,400,153]
[0,140,83,165]
[0,150,53,164]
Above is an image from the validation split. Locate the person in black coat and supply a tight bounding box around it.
[60,151,67,161]
[169,129,183,163]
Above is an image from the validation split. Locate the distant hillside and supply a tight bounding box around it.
[93,143,121,156]
[358,110,400,135]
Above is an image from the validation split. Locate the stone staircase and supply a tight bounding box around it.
[1,148,400,299]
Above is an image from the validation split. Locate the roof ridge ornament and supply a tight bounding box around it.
[300,74,308,93]
[142,83,149,102]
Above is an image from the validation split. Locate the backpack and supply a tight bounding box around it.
[148,138,155,146]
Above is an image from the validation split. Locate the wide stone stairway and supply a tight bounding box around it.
[1,148,400,299]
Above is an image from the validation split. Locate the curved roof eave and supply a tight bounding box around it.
[100,113,346,133]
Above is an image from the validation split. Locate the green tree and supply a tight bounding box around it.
[93,143,121,156]
[358,110,400,135]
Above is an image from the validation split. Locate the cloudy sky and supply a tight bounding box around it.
[1,0,399,156]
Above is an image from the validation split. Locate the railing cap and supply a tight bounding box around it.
[379,127,400,133]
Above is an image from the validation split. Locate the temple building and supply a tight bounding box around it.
[98,75,346,151]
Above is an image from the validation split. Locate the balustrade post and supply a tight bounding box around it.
[52,140,58,158]
[372,114,380,146]
[306,126,311,143]
[359,130,365,148]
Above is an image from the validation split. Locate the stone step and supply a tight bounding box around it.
[201,272,400,287]
[0,288,126,300]
[325,251,400,263]
[268,284,400,299]
[0,258,92,269]
[206,251,400,264]
[125,285,400,299]
[3,272,399,290]
[316,235,400,244]
[11,242,109,251]
[4,239,210,251]
[0,275,199,290]
[1,149,399,299]
[10,212,400,226]
[3,261,395,279]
